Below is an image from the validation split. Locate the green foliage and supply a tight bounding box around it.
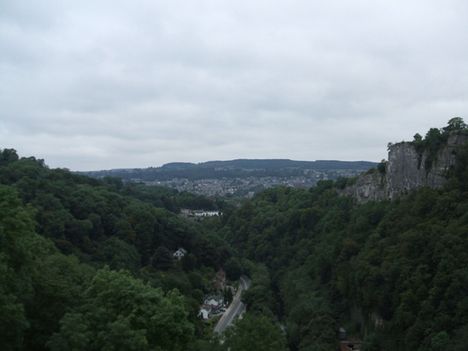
[0,150,234,349]
[151,246,174,270]
[84,159,375,183]
[223,287,233,304]
[423,128,447,170]
[413,133,423,143]
[48,268,194,351]
[411,118,468,170]
[0,148,19,165]
[443,117,467,132]
[377,160,386,174]
[95,237,141,271]
[221,315,287,351]
[121,183,220,212]
[224,257,243,281]
[4,117,468,350]
[0,185,92,350]
[0,149,233,271]
[220,137,468,349]
[241,262,277,318]
[0,185,41,349]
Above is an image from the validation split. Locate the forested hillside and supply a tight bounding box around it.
[220,122,468,350]
[83,159,376,181]
[0,149,237,350]
[3,121,468,351]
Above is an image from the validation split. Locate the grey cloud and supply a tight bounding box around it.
[1,0,467,170]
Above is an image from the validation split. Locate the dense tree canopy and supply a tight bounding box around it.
[220,127,468,350]
[48,268,193,351]
[2,120,468,350]
[221,315,287,351]
[0,151,232,350]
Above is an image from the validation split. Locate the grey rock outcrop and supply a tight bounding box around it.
[342,132,468,203]
[341,171,386,202]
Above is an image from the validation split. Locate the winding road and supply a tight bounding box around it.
[214,275,251,334]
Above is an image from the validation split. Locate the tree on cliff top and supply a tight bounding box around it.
[443,117,467,132]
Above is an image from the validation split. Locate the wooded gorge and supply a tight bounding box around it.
[2,122,468,350]
[0,149,236,350]
[221,122,468,350]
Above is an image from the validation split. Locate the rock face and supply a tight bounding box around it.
[343,133,468,203]
[342,171,386,202]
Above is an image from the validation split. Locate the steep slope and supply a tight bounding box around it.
[343,124,468,202]
[220,120,468,350]
[0,149,232,350]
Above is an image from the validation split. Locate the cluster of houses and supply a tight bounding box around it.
[198,295,226,320]
[198,269,229,320]
[171,250,230,322]
[180,209,221,219]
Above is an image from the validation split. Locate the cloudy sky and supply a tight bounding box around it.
[1,0,467,170]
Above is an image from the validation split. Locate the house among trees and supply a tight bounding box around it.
[173,247,187,260]
[198,295,225,320]
[194,210,220,217]
[198,308,210,320]
[180,209,221,218]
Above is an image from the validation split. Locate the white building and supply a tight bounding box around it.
[194,210,220,217]
[198,308,210,320]
[173,248,187,260]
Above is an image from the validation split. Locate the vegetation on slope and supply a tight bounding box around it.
[411,116,468,170]
[219,120,468,350]
[2,119,468,351]
[0,149,233,350]
[83,159,377,182]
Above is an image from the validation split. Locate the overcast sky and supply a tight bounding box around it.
[1,0,467,170]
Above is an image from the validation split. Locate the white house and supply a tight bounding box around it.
[194,210,220,217]
[206,298,219,307]
[198,308,210,320]
[173,248,187,260]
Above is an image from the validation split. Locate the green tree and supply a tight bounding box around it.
[0,148,19,165]
[0,185,36,349]
[430,331,450,351]
[151,246,174,270]
[96,237,140,271]
[224,287,233,304]
[413,133,423,142]
[222,315,287,351]
[224,257,243,281]
[48,268,194,351]
[443,117,467,132]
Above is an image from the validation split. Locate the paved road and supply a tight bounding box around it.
[214,275,251,334]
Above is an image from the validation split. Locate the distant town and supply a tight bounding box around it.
[140,169,363,197]
[82,159,376,198]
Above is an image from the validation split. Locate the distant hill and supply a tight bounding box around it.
[81,159,377,181]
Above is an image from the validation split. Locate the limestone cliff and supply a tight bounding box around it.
[342,132,468,202]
